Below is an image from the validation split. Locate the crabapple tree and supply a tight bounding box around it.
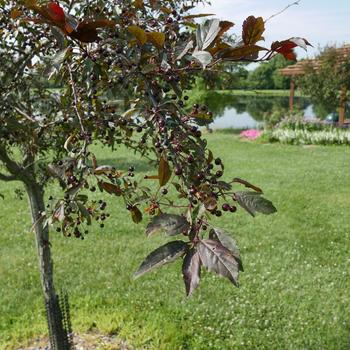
[0,0,310,348]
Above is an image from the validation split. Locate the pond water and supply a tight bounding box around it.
[197,92,316,129]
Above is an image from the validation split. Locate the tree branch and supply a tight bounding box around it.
[265,1,301,23]
[0,146,29,183]
[14,106,37,123]
[0,173,17,181]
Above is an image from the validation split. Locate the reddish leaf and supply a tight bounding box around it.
[182,249,201,296]
[24,1,115,43]
[133,0,144,9]
[147,32,165,49]
[217,20,234,40]
[183,13,215,20]
[47,2,65,22]
[209,228,243,271]
[145,213,189,237]
[160,6,172,14]
[219,45,267,60]
[204,195,217,211]
[234,191,277,217]
[99,181,122,196]
[271,38,312,61]
[242,16,265,45]
[144,175,159,180]
[134,240,188,279]
[198,239,240,287]
[70,19,115,42]
[131,206,143,223]
[232,178,263,193]
[128,25,147,45]
[10,8,22,19]
[158,157,171,186]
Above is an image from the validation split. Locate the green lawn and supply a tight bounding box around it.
[216,89,303,97]
[1,136,350,350]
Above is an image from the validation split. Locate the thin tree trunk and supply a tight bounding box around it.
[25,182,69,350]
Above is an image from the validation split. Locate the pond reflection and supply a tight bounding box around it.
[195,92,313,129]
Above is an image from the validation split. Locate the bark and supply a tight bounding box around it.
[25,182,70,350]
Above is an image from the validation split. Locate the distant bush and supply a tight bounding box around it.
[269,128,350,145]
[266,115,350,145]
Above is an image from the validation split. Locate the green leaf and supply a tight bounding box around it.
[198,239,240,287]
[234,191,277,217]
[145,213,190,236]
[134,240,188,279]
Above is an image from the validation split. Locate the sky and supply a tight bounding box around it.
[193,0,350,59]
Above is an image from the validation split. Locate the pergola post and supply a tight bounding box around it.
[338,86,347,126]
[289,79,295,113]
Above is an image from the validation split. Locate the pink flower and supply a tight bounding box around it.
[239,129,262,140]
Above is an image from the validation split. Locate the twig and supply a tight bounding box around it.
[67,63,86,134]
[265,1,301,23]
[14,106,37,123]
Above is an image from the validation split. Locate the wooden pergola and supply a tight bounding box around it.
[279,45,350,125]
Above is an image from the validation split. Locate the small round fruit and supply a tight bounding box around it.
[222,203,230,212]
[230,205,237,213]
[161,188,168,195]
[174,167,182,176]
[216,170,223,178]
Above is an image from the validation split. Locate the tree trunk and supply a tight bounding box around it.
[25,182,70,350]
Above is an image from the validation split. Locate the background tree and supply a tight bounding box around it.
[247,55,293,89]
[0,1,309,348]
[297,46,350,116]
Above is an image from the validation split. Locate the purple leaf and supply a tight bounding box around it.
[182,249,201,296]
[134,240,188,279]
[198,239,240,287]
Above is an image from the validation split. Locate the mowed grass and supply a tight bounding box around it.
[1,135,350,350]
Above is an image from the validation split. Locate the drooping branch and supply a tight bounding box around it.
[0,146,30,183]
[0,173,17,182]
